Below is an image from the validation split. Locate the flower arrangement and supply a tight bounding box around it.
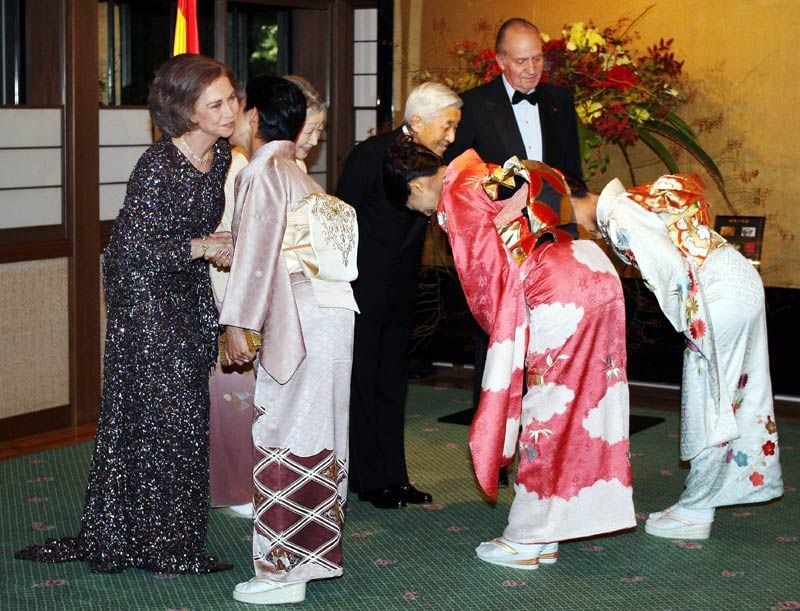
[415,12,728,201]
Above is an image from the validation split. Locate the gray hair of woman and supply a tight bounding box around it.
[403,81,462,124]
[283,75,327,114]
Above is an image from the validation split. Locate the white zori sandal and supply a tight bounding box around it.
[475,538,559,570]
[644,505,714,540]
[232,576,307,605]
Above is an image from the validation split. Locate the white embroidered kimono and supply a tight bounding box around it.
[597,178,782,509]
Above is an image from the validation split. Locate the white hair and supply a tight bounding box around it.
[403,81,463,124]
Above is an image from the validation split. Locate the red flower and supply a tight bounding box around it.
[690,318,707,339]
[762,440,776,456]
[604,65,639,90]
[749,471,764,487]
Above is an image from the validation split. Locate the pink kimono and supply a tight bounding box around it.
[219,141,357,583]
[438,151,635,543]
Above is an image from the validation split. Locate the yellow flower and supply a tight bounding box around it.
[631,107,651,123]
[541,32,551,43]
[566,22,606,51]
[565,22,585,51]
[585,28,606,51]
[685,296,699,319]
[576,100,603,124]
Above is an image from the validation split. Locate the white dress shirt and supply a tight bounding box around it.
[502,74,543,162]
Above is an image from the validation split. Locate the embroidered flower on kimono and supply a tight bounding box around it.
[749,471,765,486]
[403,591,421,600]
[725,449,735,463]
[765,416,778,434]
[737,373,749,389]
[762,440,777,456]
[687,268,698,296]
[690,318,707,339]
[684,295,699,319]
[733,451,749,467]
[685,340,700,354]
[732,393,743,413]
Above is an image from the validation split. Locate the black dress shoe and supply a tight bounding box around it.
[357,488,406,509]
[392,482,433,504]
[498,466,509,488]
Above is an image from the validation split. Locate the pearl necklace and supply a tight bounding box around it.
[179,135,213,166]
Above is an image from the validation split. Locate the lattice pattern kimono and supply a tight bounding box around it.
[220,141,358,583]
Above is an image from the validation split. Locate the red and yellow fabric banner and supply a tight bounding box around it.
[173,0,199,56]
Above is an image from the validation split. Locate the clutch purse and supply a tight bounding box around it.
[218,329,262,367]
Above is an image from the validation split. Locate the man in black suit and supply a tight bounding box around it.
[337,82,462,508]
[445,18,583,486]
[447,17,582,176]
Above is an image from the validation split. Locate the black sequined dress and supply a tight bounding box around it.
[16,139,231,573]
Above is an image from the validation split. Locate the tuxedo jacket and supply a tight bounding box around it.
[336,128,428,320]
[446,77,583,182]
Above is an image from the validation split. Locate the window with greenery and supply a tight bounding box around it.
[227,3,289,84]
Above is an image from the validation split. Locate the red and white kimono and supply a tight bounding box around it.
[438,151,635,543]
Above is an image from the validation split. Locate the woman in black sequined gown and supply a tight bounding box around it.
[16,55,239,574]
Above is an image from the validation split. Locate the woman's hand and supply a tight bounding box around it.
[191,232,233,264]
[207,231,233,267]
[224,326,257,365]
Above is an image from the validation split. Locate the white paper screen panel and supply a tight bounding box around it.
[0,149,61,189]
[0,188,62,229]
[99,109,152,146]
[99,109,153,221]
[0,108,62,228]
[100,184,127,221]
[0,108,61,147]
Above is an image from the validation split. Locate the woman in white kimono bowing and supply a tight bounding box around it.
[572,174,783,540]
[219,76,359,605]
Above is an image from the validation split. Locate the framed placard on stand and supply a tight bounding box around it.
[714,215,766,268]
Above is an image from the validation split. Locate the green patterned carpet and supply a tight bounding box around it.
[2,384,798,610]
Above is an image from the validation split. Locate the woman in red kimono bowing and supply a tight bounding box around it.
[384,137,635,570]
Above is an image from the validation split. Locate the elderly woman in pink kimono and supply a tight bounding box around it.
[384,137,636,571]
[219,76,358,605]
[572,174,783,540]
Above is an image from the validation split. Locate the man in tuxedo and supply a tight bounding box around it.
[445,17,583,486]
[337,82,462,509]
[447,17,582,176]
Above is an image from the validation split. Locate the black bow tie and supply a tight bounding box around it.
[511,89,539,105]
